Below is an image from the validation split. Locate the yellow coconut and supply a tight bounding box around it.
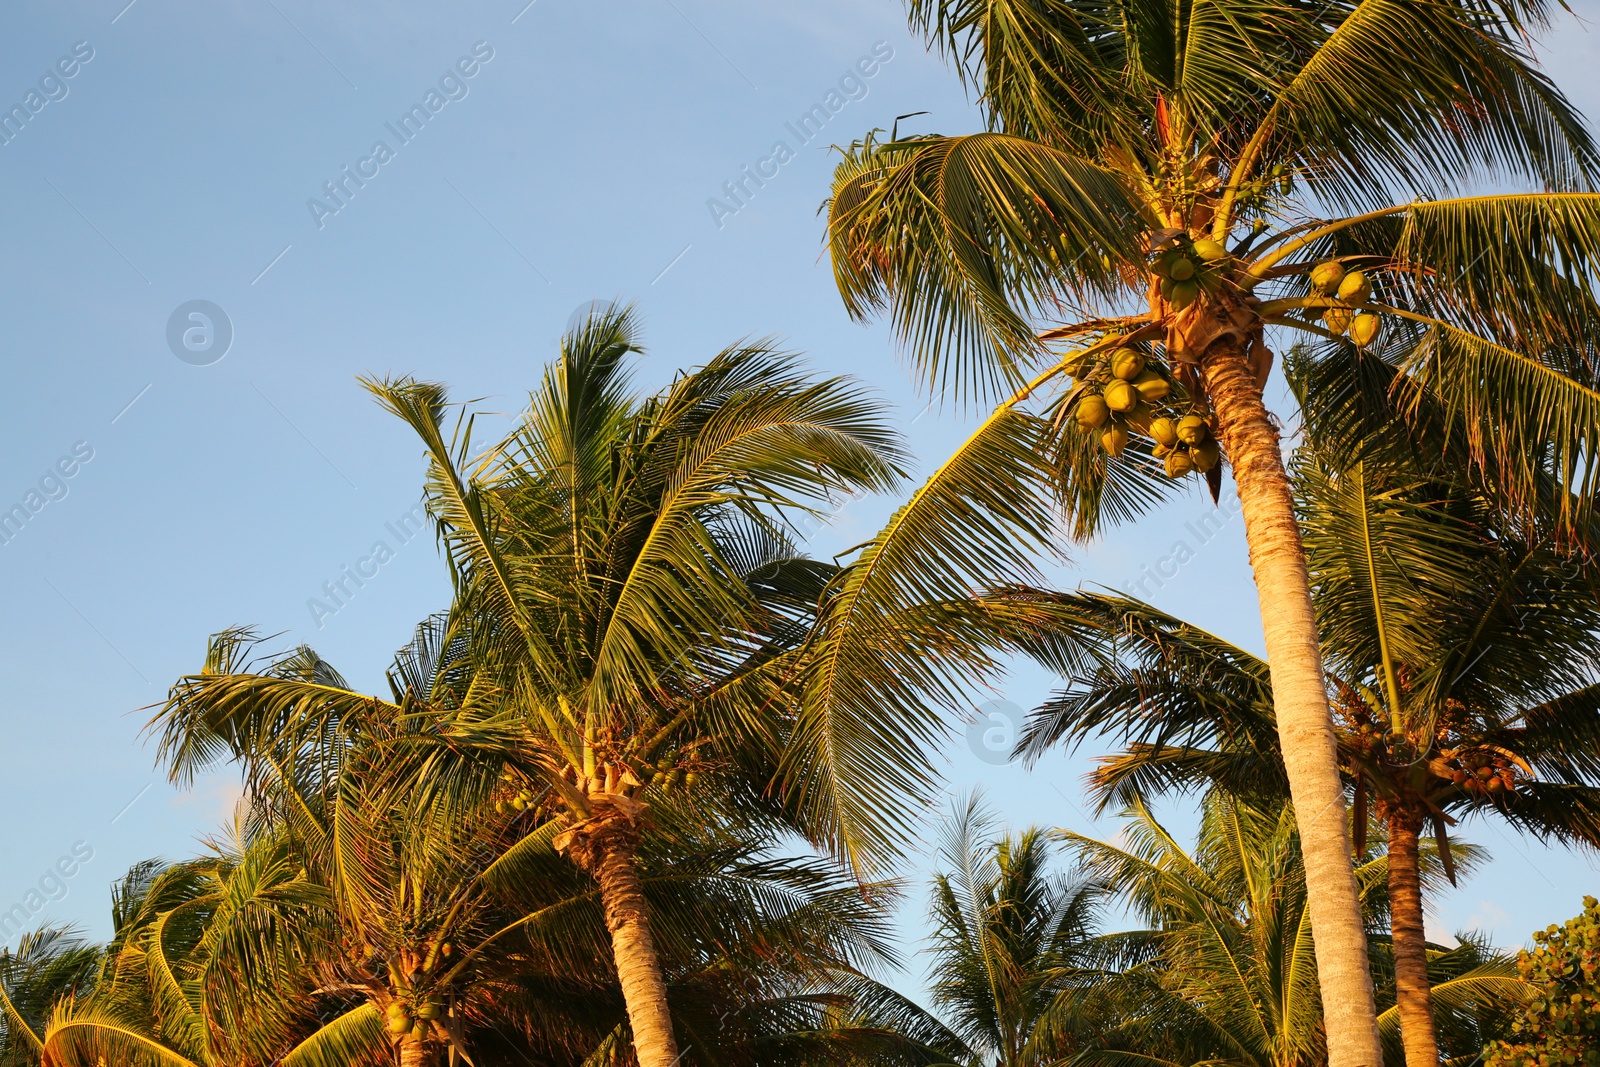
[1110,348,1146,380]
[1336,270,1371,304]
[1101,425,1130,456]
[1191,440,1221,472]
[1192,238,1228,262]
[1132,369,1170,402]
[1349,312,1381,348]
[1103,379,1139,413]
[1176,414,1209,445]
[1149,416,1179,448]
[1310,260,1346,295]
[1323,306,1353,335]
[1075,395,1110,429]
[1165,450,1196,478]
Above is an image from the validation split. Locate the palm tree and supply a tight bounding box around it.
[1017,457,1600,1066]
[822,4,1600,1060]
[1059,790,1524,1066]
[922,793,1102,1066]
[151,308,953,1067]
[0,927,100,1067]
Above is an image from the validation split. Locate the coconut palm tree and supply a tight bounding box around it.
[921,793,1103,1066]
[1058,790,1524,1066]
[0,927,100,1067]
[151,308,992,1067]
[1015,455,1600,1066]
[823,4,1600,1059]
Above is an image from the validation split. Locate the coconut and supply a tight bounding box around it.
[1168,279,1199,309]
[1348,312,1380,348]
[1103,379,1139,412]
[1124,403,1153,433]
[1100,425,1130,456]
[1191,440,1221,472]
[684,772,701,788]
[1192,238,1228,262]
[386,1004,413,1035]
[1323,307,1353,335]
[1176,414,1209,445]
[1336,270,1370,304]
[1310,260,1346,295]
[1075,394,1111,429]
[439,943,454,958]
[1168,257,1196,281]
[1132,369,1170,402]
[1149,416,1179,448]
[417,1001,443,1021]
[1158,276,1175,299]
[1164,450,1195,478]
[1110,348,1146,380]
[1153,442,1172,458]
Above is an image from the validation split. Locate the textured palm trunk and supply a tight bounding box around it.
[560,807,680,1067]
[398,1033,425,1067]
[1201,338,1384,1067]
[1386,811,1440,1067]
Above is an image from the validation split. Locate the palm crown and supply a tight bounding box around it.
[823,6,1600,1058]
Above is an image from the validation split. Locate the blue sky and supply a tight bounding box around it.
[1,0,1596,995]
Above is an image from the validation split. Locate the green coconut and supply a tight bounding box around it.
[1165,450,1195,478]
[1310,260,1346,295]
[1149,416,1179,448]
[1110,348,1146,380]
[417,1001,443,1022]
[1132,369,1170,402]
[1075,394,1111,429]
[1103,379,1139,412]
[1192,238,1228,262]
[1349,312,1381,348]
[1336,269,1370,304]
[1168,257,1196,281]
[1168,279,1200,310]
[1176,414,1209,445]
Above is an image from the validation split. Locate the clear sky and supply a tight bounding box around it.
[2,0,1597,999]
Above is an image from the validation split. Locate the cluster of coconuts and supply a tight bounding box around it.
[386,995,446,1039]
[494,772,535,814]
[1439,749,1520,800]
[1149,237,1231,310]
[1071,347,1220,478]
[1308,260,1381,347]
[641,756,700,793]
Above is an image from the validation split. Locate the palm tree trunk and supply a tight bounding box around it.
[558,807,680,1067]
[1201,339,1384,1067]
[398,1033,425,1067]
[1386,811,1440,1067]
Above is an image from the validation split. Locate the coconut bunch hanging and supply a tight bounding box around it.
[1149,236,1231,312]
[1308,259,1382,347]
[1066,342,1221,481]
